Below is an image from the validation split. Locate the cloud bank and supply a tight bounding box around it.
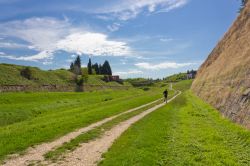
[114,69,143,76]
[135,61,194,70]
[94,0,188,20]
[0,17,132,62]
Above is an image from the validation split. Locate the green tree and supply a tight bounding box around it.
[71,55,82,75]
[102,60,112,75]
[74,56,81,68]
[70,62,74,71]
[87,58,92,75]
[92,63,99,74]
[99,64,103,75]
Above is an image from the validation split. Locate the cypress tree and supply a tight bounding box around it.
[103,60,112,75]
[70,62,74,71]
[92,63,99,74]
[102,62,107,75]
[73,55,82,75]
[74,56,81,69]
[87,58,92,75]
[99,64,103,75]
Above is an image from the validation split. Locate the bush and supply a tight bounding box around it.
[20,67,32,80]
[76,76,84,86]
[142,87,150,91]
[161,83,168,87]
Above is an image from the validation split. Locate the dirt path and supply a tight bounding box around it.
[3,98,164,166]
[50,91,181,166]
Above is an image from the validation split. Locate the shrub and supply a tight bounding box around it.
[76,76,84,86]
[142,87,150,91]
[20,67,32,80]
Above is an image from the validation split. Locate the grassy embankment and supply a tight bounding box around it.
[0,63,128,87]
[100,81,250,166]
[0,86,168,162]
[0,63,74,86]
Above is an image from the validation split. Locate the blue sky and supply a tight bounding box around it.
[0,0,240,78]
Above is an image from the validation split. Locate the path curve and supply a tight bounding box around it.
[51,91,181,166]
[3,97,164,166]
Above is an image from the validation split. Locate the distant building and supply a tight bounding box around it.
[187,70,197,79]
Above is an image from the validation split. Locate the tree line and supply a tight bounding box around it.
[87,59,112,75]
[70,55,112,76]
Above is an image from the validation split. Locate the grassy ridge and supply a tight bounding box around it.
[100,86,250,165]
[0,63,74,85]
[0,87,166,161]
[0,63,128,87]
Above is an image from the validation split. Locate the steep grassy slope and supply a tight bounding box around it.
[191,2,250,128]
[100,90,250,165]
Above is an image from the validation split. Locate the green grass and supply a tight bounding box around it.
[0,90,136,126]
[42,82,184,162]
[164,72,187,82]
[43,91,174,162]
[0,87,166,162]
[0,63,74,85]
[100,91,250,165]
[172,79,193,91]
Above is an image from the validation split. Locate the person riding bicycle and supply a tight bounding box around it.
[163,89,168,103]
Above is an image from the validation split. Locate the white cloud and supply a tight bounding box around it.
[0,17,132,62]
[107,23,121,32]
[0,50,53,61]
[0,17,69,51]
[156,0,188,13]
[148,4,156,12]
[95,0,188,20]
[120,59,128,65]
[57,32,131,56]
[0,42,30,49]
[114,69,143,75]
[135,61,194,70]
[160,38,173,42]
[66,59,74,63]
[95,15,112,21]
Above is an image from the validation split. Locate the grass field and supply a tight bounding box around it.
[4,79,248,165]
[100,83,250,166]
[43,92,175,162]
[0,86,169,161]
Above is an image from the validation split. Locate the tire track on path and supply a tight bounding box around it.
[52,91,181,166]
[3,97,164,166]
